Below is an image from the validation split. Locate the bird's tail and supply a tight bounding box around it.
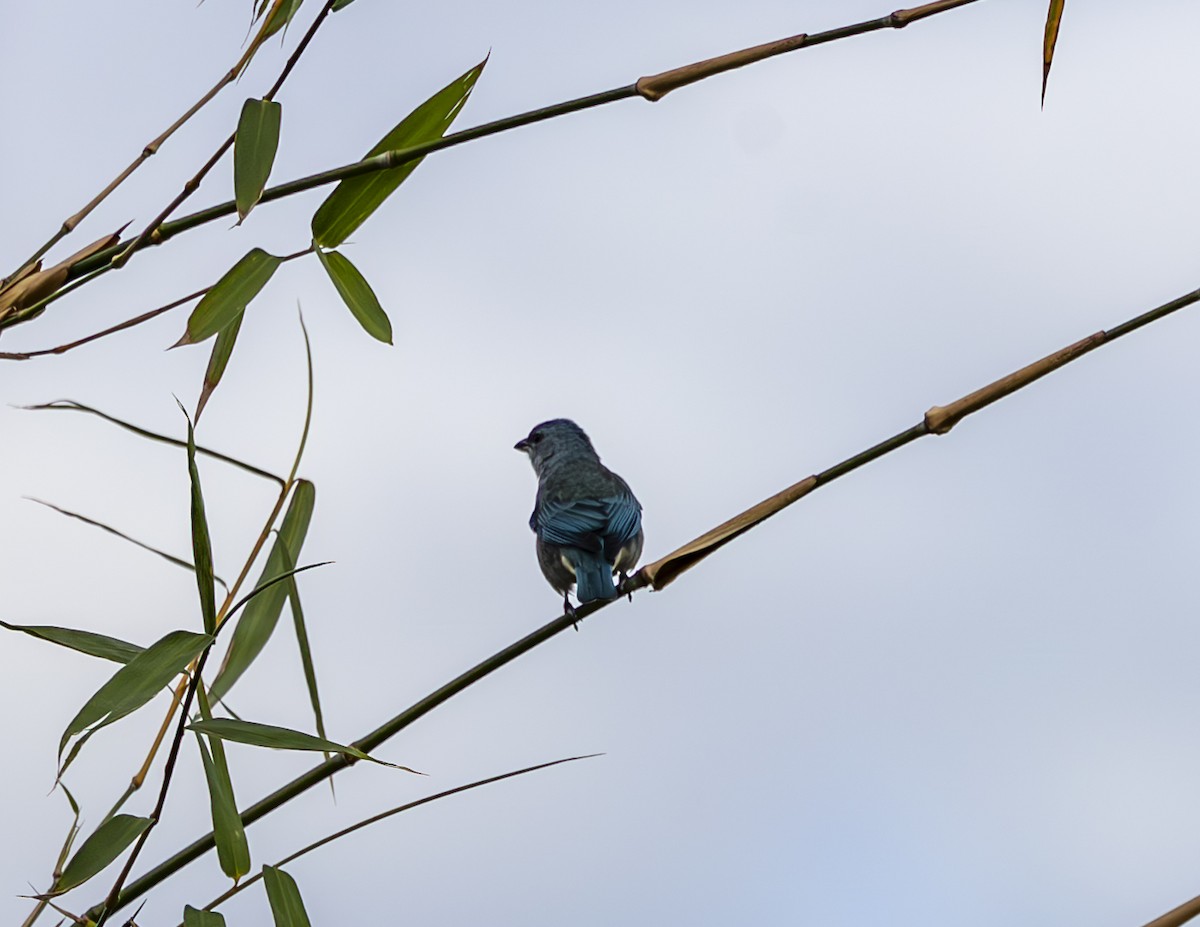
[570,549,618,604]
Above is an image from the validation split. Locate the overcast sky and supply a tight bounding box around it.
[3,1,1200,924]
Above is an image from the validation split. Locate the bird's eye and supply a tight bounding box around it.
[530,432,544,444]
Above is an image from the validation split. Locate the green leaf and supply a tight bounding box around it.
[51,782,83,888]
[263,866,312,927]
[59,630,212,774]
[53,814,152,893]
[184,906,227,927]
[29,497,229,590]
[195,687,251,881]
[176,249,281,347]
[279,538,332,778]
[23,400,286,486]
[311,58,487,248]
[186,413,217,634]
[188,718,415,770]
[209,481,315,703]
[315,249,392,343]
[0,620,142,664]
[261,0,304,40]
[196,311,244,421]
[235,99,283,223]
[331,0,356,9]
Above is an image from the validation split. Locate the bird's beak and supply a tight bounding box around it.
[514,438,530,453]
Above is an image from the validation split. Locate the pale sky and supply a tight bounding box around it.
[4,1,1200,924]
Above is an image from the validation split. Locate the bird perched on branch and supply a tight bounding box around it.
[515,419,643,616]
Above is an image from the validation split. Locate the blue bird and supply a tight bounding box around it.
[515,419,644,615]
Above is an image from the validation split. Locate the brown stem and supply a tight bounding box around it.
[0,246,312,361]
[111,0,339,271]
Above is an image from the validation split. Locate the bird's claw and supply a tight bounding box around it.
[563,595,579,631]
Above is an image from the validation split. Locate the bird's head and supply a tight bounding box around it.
[515,418,597,472]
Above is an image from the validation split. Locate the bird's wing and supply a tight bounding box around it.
[534,496,609,552]
[535,493,641,555]
[603,492,642,546]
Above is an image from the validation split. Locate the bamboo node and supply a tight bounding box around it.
[636,33,808,102]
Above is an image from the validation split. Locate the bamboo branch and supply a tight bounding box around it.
[632,285,1200,591]
[0,287,208,360]
[82,275,1200,921]
[183,755,598,923]
[11,0,297,279]
[66,0,985,282]
[110,0,341,271]
[79,316,314,860]
[91,646,212,927]
[1140,892,1200,927]
[0,245,311,359]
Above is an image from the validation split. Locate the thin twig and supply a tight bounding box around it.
[20,788,81,927]
[91,649,213,927]
[110,0,340,271]
[0,287,207,360]
[84,275,1200,921]
[1,245,311,360]
[66,0,984,281]
[105,315,315,830]
[187,755,599,922]
[26,498,231,592]
[11,0,294,279]
[20,401,285,487]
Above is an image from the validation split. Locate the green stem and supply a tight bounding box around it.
[85,605,596,921]
[67,0,988,281]
[69,85,639,279]
[85,274,1200,921]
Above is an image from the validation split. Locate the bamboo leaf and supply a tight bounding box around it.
[279,538,332,777]
[176,249,281,347]
[331,0,356,9]
[28,498,229,591]
[188,718,417,770]
[53,814,152,893]
[209,481,315,703]
[315,248,392,343]
[235,99,283,222]
[186,412,218,635]
[0,230,122,324]
[262,866,312,927]
[22,400,286,486]
[261,0,304,41]
[195,687,251,881]
[0,620,143,664]
[48,781,83,896]
[59,630,212,774]
[311,58,487,248]
[196,311,244,421]
[184,906,227,927]
[1042,0,1066,105]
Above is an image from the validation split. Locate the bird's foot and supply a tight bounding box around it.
[618,570,633,602]
[563,595,579,631]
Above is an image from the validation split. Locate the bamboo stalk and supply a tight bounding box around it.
[66,0,985,282]
[85,276,1200,922]
[1140,892,1200,927]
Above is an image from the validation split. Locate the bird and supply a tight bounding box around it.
[515,419,643,616]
